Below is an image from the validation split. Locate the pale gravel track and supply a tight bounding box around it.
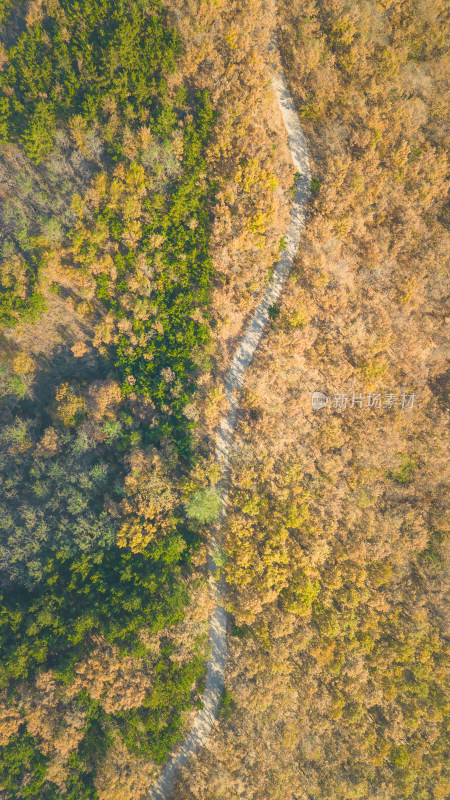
[147,33,311,800]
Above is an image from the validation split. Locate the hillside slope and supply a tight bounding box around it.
[173,2,449,799]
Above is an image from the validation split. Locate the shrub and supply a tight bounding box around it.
[185,488,221,523]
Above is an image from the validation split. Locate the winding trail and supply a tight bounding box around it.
[148,32,311,800]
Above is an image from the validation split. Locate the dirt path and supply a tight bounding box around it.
[147,34,311,800]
